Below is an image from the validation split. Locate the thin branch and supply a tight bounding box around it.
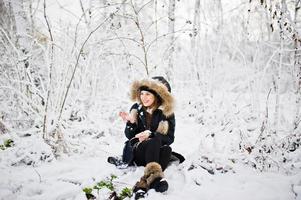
[256,88,272,145]
[146,28,192,54]
[99,36,141,45]
[137,0,153,13]
[54,0,80,20]
[130,0,149,75]
[79,0,89,27]
[102,52,145,67]
[33,166,42,183]
[0,28,20,55]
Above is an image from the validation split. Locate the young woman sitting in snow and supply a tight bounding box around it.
[108,76,184,199]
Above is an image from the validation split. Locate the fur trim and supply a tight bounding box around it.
[156,120,169,135]
[144,162,164,186]
[134,177,148,191]
[130,79,174,117]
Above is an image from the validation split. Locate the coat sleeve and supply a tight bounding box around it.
[124,103,139,140]
[152,114,175,146]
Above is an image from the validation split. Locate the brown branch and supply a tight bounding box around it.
[130,0,149,75]
[256,88,272,145]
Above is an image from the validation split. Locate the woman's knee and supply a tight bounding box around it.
[147,137,161,147]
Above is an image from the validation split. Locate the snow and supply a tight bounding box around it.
[1,0,301,199]
[1,110,300,200]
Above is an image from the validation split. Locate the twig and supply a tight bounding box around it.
[79,0,89,27]
[291,184,298,199]
[0,28,20,55]
[137,0,153,13]
[33,166,42,183]
[256,88,272,145]
[58,178,81,185]
[146,28,192,54]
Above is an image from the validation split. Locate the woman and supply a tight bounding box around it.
[109,76,182,199]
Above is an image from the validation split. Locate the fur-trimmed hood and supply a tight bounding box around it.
[130,78,175,117]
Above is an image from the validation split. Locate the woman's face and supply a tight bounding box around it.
[140,91,156,108]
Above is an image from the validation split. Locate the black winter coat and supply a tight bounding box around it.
[122,103,175,163]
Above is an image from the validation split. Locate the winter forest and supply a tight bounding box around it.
[0,0,301,199]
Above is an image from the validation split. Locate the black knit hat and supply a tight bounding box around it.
[139,85,158,97]
[152,76,171,93]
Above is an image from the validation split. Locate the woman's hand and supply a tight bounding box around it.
[135,130,151,142]
[119,111,135,123]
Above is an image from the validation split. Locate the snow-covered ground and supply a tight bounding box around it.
[1,1,301,199]
[1,112,300,200]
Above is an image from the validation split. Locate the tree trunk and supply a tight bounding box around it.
[215,0,223,31]
[0,0,16,39]
[11,0,29,50]
[29,0,34,35]
[263,0,272,40]
[122,0,127,24]
[101,0,107,18]
[43,0,55,140]
[191,0,200,52]
[294,0,301,129]
[191,0,201,82]
[154,0,158,42]
[11,0,30,97]
[167,0,175,81]
[273,0,287,133]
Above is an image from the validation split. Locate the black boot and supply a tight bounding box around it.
[134,189,147,199]
[149,177,168,193]
[107,156,125,167]
[133,177,148,199]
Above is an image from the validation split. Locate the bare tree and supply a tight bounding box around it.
[113,0,152,76]
[167,0,175,81]
[191,0,201,82]
[101,0,107,18]
[42,0,54,140]
[10,0,32,102]
[28,0,35,35]
[273,0,287,133]
[293,0,301,130]
[262,0,273,40]
[191,0,200,52]
[215,0,223,31]
[256,0,301,132]
[11,0,29,50]
[154,0,158,41]
[0,0,16,39]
